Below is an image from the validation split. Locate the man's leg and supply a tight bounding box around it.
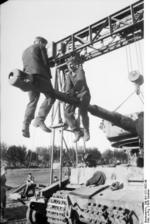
[80,93,91,141]
[22,90,40,137]
[0,189,7,222]
[80,109,90,141]
[64,104,83,142]
[33,92,55,132]
[26,184,36,197]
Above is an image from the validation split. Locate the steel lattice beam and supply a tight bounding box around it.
[49,0,143,68]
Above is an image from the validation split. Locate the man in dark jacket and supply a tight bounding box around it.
[21,173,36,198]
[0,165,7,223]
[22,36,55,138]
[64,55,91,142]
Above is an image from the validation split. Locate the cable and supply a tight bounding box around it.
[128,44,133,71]
[138,41,144,73]
[140,90,144,99]
[138,94,144,104]
[114,91,135,112]
[28,127,37,169]
[28,150,32,169]
[75,142,78,167]
[134,37,141,71]
[133,33,143,74]
[53,102,60,123]
[63,136,73,165]
[125,46,130,74]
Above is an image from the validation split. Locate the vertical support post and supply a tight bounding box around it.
[75,142,78,167]
[62,70,66,124]
[61,69,66,92]
[51,68,58,126]
[63,135,73,165]
[57,69,63,124]
[83,139,86,153]
[59,127,63,188]
[72,34,75,52]
[77,109,80,127]
[50,129,55,185]
[89,25,92,44]
[130,5,135,24]
[108,16,112,35]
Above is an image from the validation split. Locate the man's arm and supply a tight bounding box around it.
[73,67,88,92]
[26,179,34,186]
[65,73,73,94]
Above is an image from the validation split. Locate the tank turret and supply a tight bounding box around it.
[101,111,143,148]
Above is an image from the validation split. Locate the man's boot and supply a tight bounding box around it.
[0,209,7,223]
[33,119,51,133]
[63,122,69,130]
[73,129,84,143]
[0,217,7,223]
[84,129,90,142]
[22,123,30,138]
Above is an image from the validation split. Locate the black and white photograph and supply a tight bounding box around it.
[0,0,148,223]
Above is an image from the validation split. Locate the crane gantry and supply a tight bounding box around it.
[48,0,143,69]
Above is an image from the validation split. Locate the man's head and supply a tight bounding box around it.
[67,60,77,72]
[54,176,58,182]
[34,36,48,47]
[67,54,82,72]
[28,173,32,179]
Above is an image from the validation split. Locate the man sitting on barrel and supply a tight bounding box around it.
[21,36,55,137]
[64,54,91,142]
[21,173,36,199]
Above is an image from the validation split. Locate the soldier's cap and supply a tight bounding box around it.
[34,36,48,44]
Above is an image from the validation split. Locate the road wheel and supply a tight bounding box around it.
[26,207,37,224]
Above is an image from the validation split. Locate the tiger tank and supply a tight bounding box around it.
[25,103,144,224]
[8,1,144,221]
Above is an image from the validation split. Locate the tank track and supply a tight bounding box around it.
[46,190,70,224]
[75,202,137,224]
[46,190,138,224]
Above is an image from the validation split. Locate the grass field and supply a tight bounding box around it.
[6,167,67,188]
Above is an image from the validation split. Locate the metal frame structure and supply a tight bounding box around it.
[49,0,143,68]
[48,0,144,186]
[49,68,86,186]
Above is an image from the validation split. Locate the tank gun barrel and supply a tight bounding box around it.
[8,69,137,134]
[55,90,137,133]
[88,105,137,134]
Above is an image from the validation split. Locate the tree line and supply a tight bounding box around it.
[0,142,128,168]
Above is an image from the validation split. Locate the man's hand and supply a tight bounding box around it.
[66,89,75,97]
[24,74,34,83]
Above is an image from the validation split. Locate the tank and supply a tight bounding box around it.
[25,109,144,224]
[26,166,144,224]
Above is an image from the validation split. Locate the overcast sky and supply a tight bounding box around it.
[0,0,145,153]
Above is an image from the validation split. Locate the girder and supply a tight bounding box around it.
[49,0,144,68]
